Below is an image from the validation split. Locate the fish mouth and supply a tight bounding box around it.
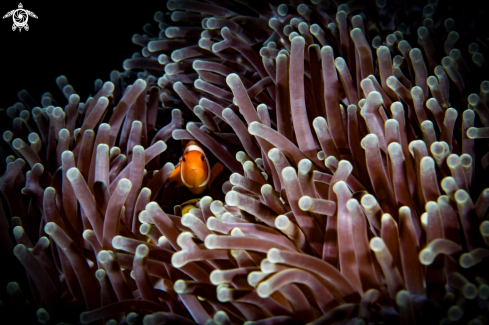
[181,168,201,188]
[180,163,212,189]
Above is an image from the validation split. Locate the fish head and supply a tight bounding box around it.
[180,144,211,189]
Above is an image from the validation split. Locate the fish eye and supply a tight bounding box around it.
[182,157,186,162]
[201,155,205,161]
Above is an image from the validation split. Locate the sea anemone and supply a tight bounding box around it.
[1,0,489,324]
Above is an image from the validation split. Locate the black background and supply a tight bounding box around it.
[0,1,164,109]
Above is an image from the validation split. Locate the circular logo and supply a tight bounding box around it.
[13,10,27,27]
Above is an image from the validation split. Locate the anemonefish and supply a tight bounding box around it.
[168,140,223,195]
[179,198,201,215]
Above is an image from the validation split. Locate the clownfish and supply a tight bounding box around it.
[168,140,223,195]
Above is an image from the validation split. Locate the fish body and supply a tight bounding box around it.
[168,140,223,195]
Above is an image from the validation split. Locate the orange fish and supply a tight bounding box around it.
[168,140,223,195]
